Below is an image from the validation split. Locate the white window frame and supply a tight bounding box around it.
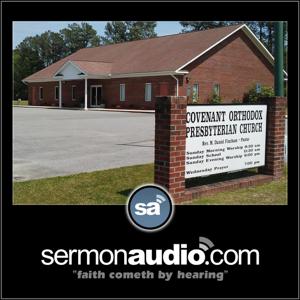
[72,85,77,101]
[192,83,199,102]
[256,83,262,93]
[145,83,152,102]
[120,84,125,102]
[55,86,59,101]
[213,83,220,96]
[39,87,43,101]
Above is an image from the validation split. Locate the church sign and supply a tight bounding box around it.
[185,105,267,178]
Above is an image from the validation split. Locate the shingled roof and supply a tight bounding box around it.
[23,24,277,82]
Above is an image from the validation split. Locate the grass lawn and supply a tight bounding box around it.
[14,164,154,205]
[13,163,287,205]
[13,100,28,105]
[186,168,287,205]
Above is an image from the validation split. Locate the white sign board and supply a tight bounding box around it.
[185,105,267,178]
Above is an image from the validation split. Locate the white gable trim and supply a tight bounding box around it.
[241,24,273,64]
[23,70,188,83]
[53,60,87,78]
[241,24,288,77]
[175,25,245,72]
[23,78,58,83]
[176,24,287,77]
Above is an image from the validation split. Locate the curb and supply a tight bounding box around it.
[13,105,155,114]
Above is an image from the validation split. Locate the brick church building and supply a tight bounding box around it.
[23,24,285,110]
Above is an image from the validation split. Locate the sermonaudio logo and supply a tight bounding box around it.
[126,184,174,231]
[199,237,214,251]
[41,236,260,266]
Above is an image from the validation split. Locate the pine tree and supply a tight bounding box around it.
[101,21,157,44]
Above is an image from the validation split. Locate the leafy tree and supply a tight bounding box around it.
[37,31,66,66]
[13,49,25,99]
[126,21,157,40]
[101,21,128,44]
[14,39,44,99]
[180,21,237,32]
[13,22,101,99]
[60,22,101,55]
[101,21,157,44]
[16,36,44,69]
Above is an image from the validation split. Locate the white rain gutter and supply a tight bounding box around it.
[171,74,179,96]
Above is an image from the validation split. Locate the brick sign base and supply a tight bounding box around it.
[154,96,286,203]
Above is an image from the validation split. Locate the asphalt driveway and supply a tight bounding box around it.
[13,107,154,181]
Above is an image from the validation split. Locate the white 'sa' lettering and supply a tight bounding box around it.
[134,202,160,215]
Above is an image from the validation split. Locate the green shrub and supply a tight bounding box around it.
[208,94,222,104]
[244,85,274,103]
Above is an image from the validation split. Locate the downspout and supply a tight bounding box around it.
[171,75,179,96]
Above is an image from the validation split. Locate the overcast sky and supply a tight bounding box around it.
[13,21,183,49]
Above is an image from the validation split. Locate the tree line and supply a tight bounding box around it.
[14,21,287,100]
[180,21,288,55]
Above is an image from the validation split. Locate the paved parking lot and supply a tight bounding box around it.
[13,107,154,181]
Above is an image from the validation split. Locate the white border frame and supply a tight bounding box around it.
[6,17,295,300]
